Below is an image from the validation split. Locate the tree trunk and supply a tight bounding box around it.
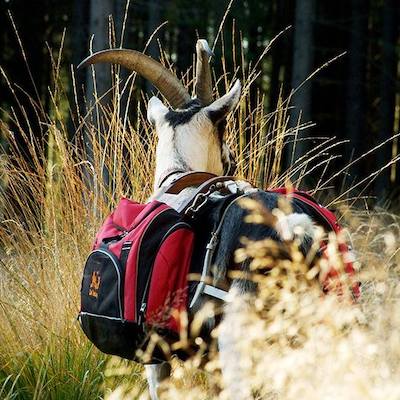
[146,0,162,94]
[175,1,198,77]
[269,0,294,111]
[375,0,399,198]
[85,0,114,189]
[289,0,315,168]
[345,0,369,184]
[86,0,114,107]
[70,0,90,138]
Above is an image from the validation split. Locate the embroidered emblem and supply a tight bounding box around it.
[89,271,101,298]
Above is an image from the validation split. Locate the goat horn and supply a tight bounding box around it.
[195,39,214,106]
[78,49,191,109]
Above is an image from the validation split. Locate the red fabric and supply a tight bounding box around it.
[93,198,171,322]
[146,229,194,332]
[113,198,147,231]
[93,198,146,249]
[119,203,170,321]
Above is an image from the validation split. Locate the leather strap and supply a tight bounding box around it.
[152,171,217,201]
[165,171,218,194]
[157,169,187,189]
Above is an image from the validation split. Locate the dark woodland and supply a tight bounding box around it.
[1,0,399,203]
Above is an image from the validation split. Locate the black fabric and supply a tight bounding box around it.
[291,196,334,232]
[81,250,123,318]
[79,313,143,360]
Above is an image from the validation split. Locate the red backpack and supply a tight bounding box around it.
[79,198,194,360]
[79,177,360,361]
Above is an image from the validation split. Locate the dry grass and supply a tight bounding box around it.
[149,208,400,400]
[0,11,400,400]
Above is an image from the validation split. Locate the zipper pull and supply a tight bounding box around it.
[138,303,147,324]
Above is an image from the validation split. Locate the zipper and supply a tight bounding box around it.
[112,222,127,232]
[111,222,129,239]
[138,303,147,324]
[134,208,170,321]
[128,201,162,232]
[79,311,124,321]
[136,221,191,324]
[89,249,124,319]
[111,203,163,241]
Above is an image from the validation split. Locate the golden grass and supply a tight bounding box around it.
[0,11,400,400]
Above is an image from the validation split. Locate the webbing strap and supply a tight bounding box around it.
[203,285,228,301]
[120,241,132,269]
[189,192,253,308]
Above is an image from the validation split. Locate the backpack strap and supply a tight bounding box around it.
[189,191,251,308]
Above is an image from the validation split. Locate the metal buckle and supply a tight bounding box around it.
[185,185,216,216]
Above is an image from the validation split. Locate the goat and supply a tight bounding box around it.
[80,40,321,400]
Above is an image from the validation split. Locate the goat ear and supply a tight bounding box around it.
[147,96,168,125]
[204,80,241,124]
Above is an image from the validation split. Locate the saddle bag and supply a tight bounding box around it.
[78,198,194,360]
[78,173,360,361]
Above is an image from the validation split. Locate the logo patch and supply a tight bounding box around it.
[89,271,101,298]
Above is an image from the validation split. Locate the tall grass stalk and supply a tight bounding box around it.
[1,10,399,400]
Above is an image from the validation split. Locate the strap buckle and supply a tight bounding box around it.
[184,184,216,217]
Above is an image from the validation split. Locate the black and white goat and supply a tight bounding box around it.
[80,39,316,400]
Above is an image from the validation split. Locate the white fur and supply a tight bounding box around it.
[145,364,162,400]
[175,113,224,173]
[275,212,316,242]
[146,78,244,398]
[152,111,225,190]
[147,96,168,125]
[149,81,241,190]
[218,286,253,400]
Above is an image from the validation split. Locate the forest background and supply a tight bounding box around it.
[1,0,399,204]
[1,1,400,398]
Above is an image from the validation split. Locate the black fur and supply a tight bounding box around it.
[189,190,314,300]
[215,193,288,282]
[208,104,231,125]
[165,100,202,128]
[216,120,227,141]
